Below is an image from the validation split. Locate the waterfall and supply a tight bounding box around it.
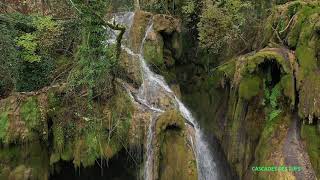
[107,12,217,180]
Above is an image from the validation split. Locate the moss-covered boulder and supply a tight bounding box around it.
[0,83,148,179]
[154,110,197,180]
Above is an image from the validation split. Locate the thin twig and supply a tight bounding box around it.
[279,15,296,34]
[68,0,81,13]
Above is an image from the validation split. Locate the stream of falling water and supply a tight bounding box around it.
[107,12,217,180]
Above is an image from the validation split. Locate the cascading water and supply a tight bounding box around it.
[107,12,217,180]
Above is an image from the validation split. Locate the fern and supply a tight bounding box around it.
[263,80,283,121]
[268,109,282,121]
[270,84,281,109]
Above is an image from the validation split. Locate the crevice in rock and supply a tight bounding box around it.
[257,59,282,87]
[49,149,139,180]
[164,124,181,131]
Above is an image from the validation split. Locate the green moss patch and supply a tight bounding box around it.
[301,124,320,177]
[299,73,320,121]
[280,74,295,106]
[47,87,134,168]
[156,110,185,134]
[20,97,41,131]
[0,140,49,180]
[159,130,197,180]
[239,76,261,100]
[0,112,9,142]
[143,35,164,69]
[253,112,294,180]
[155,110,197,180]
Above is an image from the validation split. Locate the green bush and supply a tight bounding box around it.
[197,0,253,54]
[0,13,62,92]
[15,60,53,92]
[0,23,17,96]
[68,0,116,106]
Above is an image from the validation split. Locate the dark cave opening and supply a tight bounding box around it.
[164,124,182,131]
[49,149,140,180]
[258,59,282,87]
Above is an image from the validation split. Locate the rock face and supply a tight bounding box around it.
[180,2,320,180]
[123,11,197,180]
[154,110,197,180]
[153,14,181,34]
[118,50,143,88]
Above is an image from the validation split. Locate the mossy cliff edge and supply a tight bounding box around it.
[179,1,320,180]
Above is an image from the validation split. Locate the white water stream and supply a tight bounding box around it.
[107,12,217,180]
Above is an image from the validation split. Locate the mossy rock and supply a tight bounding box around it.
[245,49,292,74]
[119,50,143,87]
[143,31,164,69]
[159,130,197,180]
[251,112,295,180]
[0,111,9,142]
[298,72,320,121]
[155,110,197,180]
[0,95,48,144]
[280,74,295,106]
[153,14,181,34]
[264,2,320,88]
[129,10,153,53]
[216,60,236,80]
[0,83,141,174]
[48,87,134,168]
[20,97,42,132]
[171,32,182,59]
[217,48,294,89]
[0,140,49,180]
[239,76,261,100]
[301,124,320,177]
[156,110,185,134]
